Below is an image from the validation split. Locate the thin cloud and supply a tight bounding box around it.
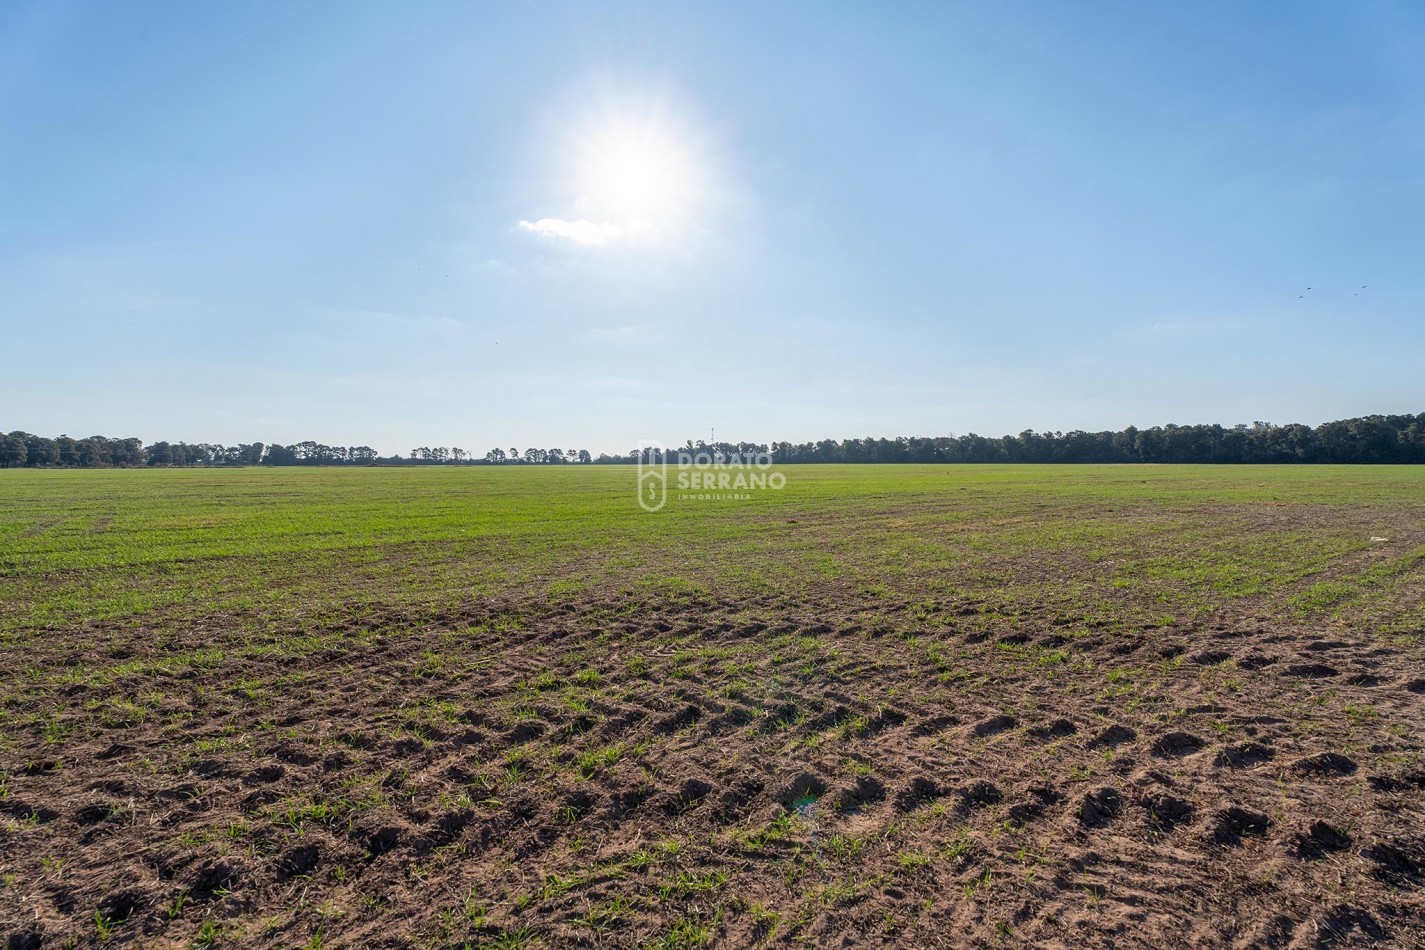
[518,217,649,246]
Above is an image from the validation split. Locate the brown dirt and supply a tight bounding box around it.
[2,589,1423,948]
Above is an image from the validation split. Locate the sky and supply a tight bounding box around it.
[3,1,1423,456]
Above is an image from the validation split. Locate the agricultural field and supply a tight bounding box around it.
[1,464,1424,948]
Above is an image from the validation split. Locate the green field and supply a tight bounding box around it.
[2,465,1423,948]
[4,464,1423,639]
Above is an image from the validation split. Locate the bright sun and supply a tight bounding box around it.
[521,93,710,247]
[586,136,685,221]
[575,108,699,228]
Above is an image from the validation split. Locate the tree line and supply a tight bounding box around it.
[760,413,1425,464]
[2,413,1423,468]
[0,434,605,468]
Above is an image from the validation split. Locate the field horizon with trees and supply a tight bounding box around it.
[2,411,1424,469]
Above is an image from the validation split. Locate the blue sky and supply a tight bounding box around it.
[3,1,1423,455]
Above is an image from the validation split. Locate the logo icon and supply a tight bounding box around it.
[636,440,666,512]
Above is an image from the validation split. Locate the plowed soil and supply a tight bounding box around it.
[3,588,1424,948]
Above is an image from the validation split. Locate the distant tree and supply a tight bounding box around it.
[243,443,266,465]
[55,435,78,466]
[76,437,110,467]
[21,433,58,466]
[485,448,506,463]
[264,443,297,465]
[0,433,27,467]
[113,438,144,466]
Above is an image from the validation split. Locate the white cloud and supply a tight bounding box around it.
[518,217,651,246]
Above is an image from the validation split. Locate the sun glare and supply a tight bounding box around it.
[585,133,686,222]
[521,93,711,247]
[572,100,704,232]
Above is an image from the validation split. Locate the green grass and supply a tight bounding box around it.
[2,464,1422,644]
